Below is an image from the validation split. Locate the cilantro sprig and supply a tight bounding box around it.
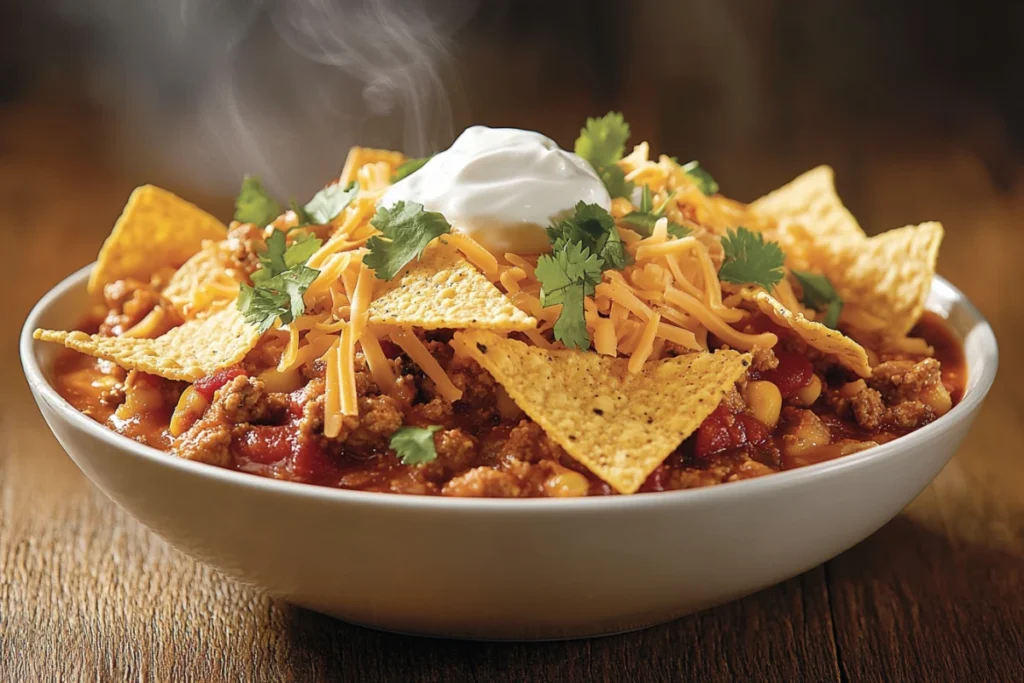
[718,227,786,291]
[681,161,719,196]
[536,202,629,350]
[235,176,282,226]
[390,425,442,465]
[793,270,843,329]
[364,200,451,280]
[392,156,432,182]
[575,112,633,199]
[620,185,691,238]
[238,230,322,333]
[234,176,358,228]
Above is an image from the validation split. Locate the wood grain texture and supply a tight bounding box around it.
[2,88,1022,682]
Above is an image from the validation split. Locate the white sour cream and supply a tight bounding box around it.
[378,126,611,254]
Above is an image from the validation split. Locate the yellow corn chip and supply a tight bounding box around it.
[453,330,750,494]
[340,147,406,185]
[834,222,943,337]
[88,185,226,296]
[162,240,241,319]
[34,305,259,382]
[743,289,871,377]
[368,245,536,331]
[751,166,863,272]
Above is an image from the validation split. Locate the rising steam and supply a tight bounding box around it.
[50,0,475,196]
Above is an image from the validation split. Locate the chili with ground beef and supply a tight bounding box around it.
[53,285,965,498]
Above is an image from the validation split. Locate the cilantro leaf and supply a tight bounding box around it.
[793,270,844,329]
[620,186,691,238]
[575,112,633,199]
[390,425,442,465]
[718,227,786,291]
[575,112,630,168]
[596,164,634,199]
[681,161,719,196]
[304,181,358,224]
[289,199,315,227]
[238,230,322,333]
[546,202,629,271]
[364,201,451,280]
[392,156,432,182]
[535,241,604,350]
[235,175,283,226]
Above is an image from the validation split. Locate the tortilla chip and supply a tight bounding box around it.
[744,289,871,377]
[162,240,241,319]
[834,222,943,337]
[369,245,536,331]
[88,185,226,297]
[34,305,259,382]
[453,330,750,494]
[751,166,864,271]
[340,147,405,185]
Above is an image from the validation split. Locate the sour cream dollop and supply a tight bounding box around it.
[378,126,611,254]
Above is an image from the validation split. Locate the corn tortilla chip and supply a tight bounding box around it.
[369,245,536,331]
[88,185,226,297]
[453,330,750,494]
[752,165,864,242]
[162,240,241,319]
[834,222,943,337]
[743,289,871,377]
[35,305,259,382]
[340,147,405,185]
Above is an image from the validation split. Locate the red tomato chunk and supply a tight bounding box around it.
[749,349,812,398]
[694,405,771,458]
[193,367,247,401]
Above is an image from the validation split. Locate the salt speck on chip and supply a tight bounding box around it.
[453,330,750,494]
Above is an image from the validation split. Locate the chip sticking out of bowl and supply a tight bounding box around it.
[34,304,259,382]
[453,329,751,494]
[88,185,227,297]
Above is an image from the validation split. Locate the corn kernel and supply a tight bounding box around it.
[792,374,822,407]
[545,471,590,497]
[744,380,782,428]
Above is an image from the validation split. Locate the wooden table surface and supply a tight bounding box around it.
[1,95,1022,682]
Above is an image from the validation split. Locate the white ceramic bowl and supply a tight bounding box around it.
[21,264,998,640]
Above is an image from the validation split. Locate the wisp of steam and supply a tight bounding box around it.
[51,0,477,197]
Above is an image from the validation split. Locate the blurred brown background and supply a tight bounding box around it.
[2,1,1022,681]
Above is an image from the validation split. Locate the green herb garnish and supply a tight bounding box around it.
[234,175,282,226]
[392,156,432,182]
[681,160,719,196]
[363,200,451,280]
[390,425,442,465]
[238,231,322,333]
[304,181,358,225]
[575,112,633,198]
[793,270,843,329]
[718,227,786,291]
[620,185,691,238]
[536,202,628,349]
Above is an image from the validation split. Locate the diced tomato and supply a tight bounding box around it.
[193,366,247,401]
[290,435,338,483]
[694,405,771,458]
[232,425,293,465]
[638,464,671,493]
[749,349,813,398]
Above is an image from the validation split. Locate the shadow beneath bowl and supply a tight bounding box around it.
[275,512,1024,682]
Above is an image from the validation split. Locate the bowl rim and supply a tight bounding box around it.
[21,263,999,510]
